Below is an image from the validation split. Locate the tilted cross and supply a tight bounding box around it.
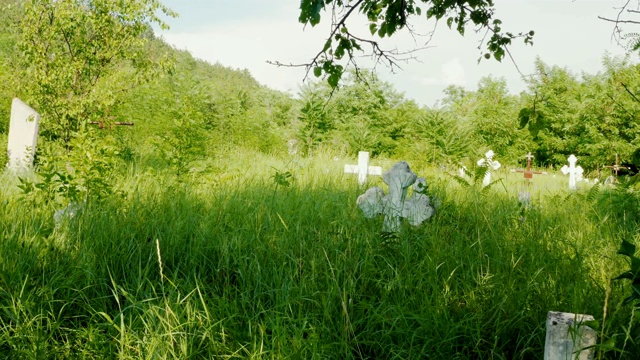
[560,154,584,190]
[344,151,382,185]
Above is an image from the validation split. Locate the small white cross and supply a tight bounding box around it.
[344,151,382,185]
[560,154,584,190]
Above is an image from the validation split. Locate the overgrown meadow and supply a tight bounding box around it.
[3,1,640,358]
[2,147,640,359]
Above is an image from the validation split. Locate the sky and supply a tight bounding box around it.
[155,0,638,107]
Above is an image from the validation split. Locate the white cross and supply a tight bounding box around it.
[477,150,501,186]
[560,154,584,190]
[344,151,382,185]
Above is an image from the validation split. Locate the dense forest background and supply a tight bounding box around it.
[1,0,640,180]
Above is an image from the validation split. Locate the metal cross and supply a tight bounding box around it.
[512,152,547,180]
[603,153,628,177]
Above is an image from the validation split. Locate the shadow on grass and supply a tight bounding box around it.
[1,177,639,359]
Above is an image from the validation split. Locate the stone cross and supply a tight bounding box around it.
[344,151,382,185]
[7,98,40,170]
[561,155,584,190]
[356,161,435,232]
[477,150,501,187]
[544,311,596,360]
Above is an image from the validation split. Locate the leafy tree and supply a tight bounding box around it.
[400,108,477,165]
[579,56,640,170]
[111,48,296,165]
[518,60,584,166]
[13,0,175,205]
[330,70,407,155]
[298,94,334,155]
[519,57,640,171]
[0,0,23,134]
[16,0,176,143]
[436,77,533,163]
[298,70,412,156]
[291,0,534,87]
[469,77,532,160]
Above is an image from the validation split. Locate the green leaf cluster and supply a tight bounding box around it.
[519,57,640,171]
[297,71,537,166]
[16,0,176,143]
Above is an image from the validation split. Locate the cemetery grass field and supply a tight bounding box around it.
[2,149,640,359]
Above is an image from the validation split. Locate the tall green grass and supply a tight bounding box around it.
[1,151,639,359]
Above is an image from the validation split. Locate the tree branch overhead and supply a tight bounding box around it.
[271,0,535,88]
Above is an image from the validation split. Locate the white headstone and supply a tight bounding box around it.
[518,191,531,206]
[54,202,85,226]
[7,98,40,170]
[561,155,584,190]
[477,150,501,186]
[356,162,436,232]
[344,151,382,185]
[544,311,596,360]
[287,139,298,155]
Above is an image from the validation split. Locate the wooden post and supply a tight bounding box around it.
[89,121,134,129]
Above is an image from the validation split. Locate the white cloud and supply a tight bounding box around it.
[420,77,440,85]
[441,58,466,86]
[157,0,638,106]
[159,6,335,96]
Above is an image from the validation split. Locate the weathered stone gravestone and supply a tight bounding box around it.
[561,155,584,190]
[7,98,40,170]
[344,151,382,185]
[356,161,435,232]
[287,139,298,156]
[54,202,85,227]
[544,311,596,360]
[518,191,531,207]
[477,150,501,186]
